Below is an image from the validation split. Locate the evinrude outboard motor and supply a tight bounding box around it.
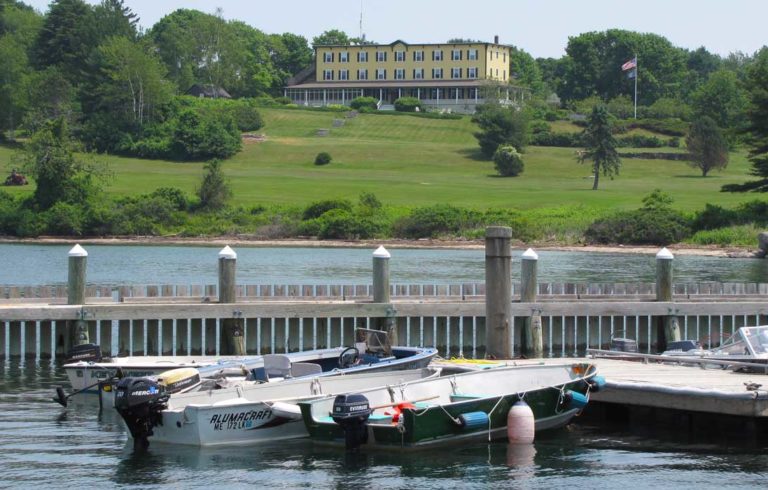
[114,377,169,450]
[331,393,371,450]
[65,343,102,364]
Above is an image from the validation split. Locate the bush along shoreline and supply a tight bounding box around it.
[0,188,764,249]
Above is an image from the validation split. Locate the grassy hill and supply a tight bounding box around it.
[0,107,757,213]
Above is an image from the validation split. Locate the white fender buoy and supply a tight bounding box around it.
[507,400,535,444]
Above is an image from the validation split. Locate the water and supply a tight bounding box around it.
[3,244,768,486]
[2,243,767,287]
[1,360,767,488]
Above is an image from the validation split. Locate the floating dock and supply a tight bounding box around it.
[579,357,768,444]
[435,356,768,444]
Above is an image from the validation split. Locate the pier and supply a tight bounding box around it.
[1,230,767,359]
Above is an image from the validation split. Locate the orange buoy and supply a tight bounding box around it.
[507,400,535,444]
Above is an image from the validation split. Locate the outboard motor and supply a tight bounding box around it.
[65,343,102,364]
[331,393,371,450]
[114,377,169,450]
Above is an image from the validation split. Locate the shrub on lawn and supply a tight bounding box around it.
[314,152,332,165]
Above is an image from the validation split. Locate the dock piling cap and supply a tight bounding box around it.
[373,245,391,259]
[218,245,237,260]
[68,244,88,257]
[521,248,539,261]
[656,247,674,260]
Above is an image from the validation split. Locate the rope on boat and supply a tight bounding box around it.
[487,395,507,441]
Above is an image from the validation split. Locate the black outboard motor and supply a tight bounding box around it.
[331,393,371,450]
[65,343,103,364]
[114,377,169,450]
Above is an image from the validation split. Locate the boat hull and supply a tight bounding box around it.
[120,367,441,447]
[300,363,596,449]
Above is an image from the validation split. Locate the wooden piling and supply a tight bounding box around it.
[521,248,543,358]
[218,246,245,355]
[656,247,681,348]
[485,227,513,359]
[66,244,89,353]
[372,246,397,345]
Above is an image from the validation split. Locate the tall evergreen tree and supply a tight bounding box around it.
[31,0,96,81]
[722,47,768,192]
[579,104,621,190]
[198,158,231,211]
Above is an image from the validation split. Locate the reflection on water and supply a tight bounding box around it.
[2,244,767,287]
[2,359,768,487]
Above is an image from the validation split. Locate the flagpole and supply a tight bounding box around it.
[633,54,638,119]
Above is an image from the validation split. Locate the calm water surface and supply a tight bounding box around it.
[1,361,767,489]
[2,243,767,286]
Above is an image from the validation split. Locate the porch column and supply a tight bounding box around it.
[475,88,478,103]
[455,88,459,104]
[323,89,327,105]
[342,89,345,105]
[304,89,308,106]
[398,88,401,99]
[417,88,420,99]
[379,88,383,102]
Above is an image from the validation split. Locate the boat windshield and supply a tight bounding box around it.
[713,326,768,357]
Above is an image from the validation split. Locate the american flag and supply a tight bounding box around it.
[621,57,637,71]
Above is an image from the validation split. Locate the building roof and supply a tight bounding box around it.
[314,39,511,50]
[186,84,232,98]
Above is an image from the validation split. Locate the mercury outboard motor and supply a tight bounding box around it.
[114,377,169,450]
[331,393,371,450]
[65,343,102,364]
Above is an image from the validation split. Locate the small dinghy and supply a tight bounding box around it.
[298,362,603,450]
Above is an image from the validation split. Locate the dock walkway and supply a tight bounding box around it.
[587,358,768,417]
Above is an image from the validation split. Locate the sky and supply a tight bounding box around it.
[22,0,768,59]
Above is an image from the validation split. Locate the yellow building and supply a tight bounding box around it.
[285,37,523,113]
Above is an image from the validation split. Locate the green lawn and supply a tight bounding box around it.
[0,107,760,212]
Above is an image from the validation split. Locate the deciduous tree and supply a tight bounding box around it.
[686,116,729,177]
[471,103,528,158]
[18,119,107,209]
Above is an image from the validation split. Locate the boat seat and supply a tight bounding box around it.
[291,362,323,377]
[368,413,393,424]
[450,394,483,402]
[263,354,292,379]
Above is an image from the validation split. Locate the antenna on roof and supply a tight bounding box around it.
[359,0,365,43]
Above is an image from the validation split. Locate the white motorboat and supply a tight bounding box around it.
[113,367,440,448]
[62,328,437,394]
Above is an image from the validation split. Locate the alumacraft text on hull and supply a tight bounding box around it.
[298,363,604,450]
[115,367,440,448]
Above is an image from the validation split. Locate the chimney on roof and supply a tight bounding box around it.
[494,35,499,44]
